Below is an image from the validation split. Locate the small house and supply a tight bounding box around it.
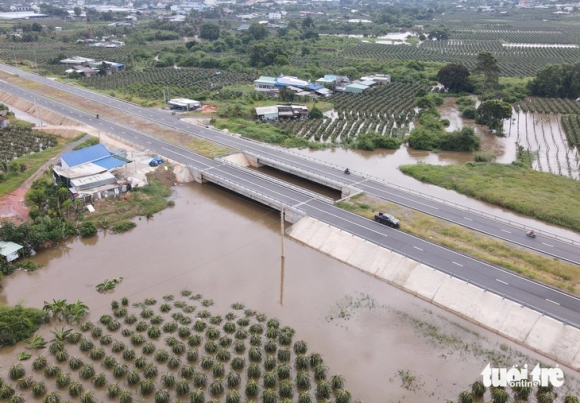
[0,116,10,128]
[255,106,279,120]
[0,241,23,263]
[254,76,277,92]
[167,98,201,111]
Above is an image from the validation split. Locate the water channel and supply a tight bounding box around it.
[1,182,578,402]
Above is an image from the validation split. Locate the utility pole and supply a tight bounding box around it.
[280,206,285,258]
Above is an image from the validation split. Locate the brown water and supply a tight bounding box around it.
[2,183,579,402]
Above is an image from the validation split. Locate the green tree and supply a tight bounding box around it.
[0,304,47,346]
[200,23,220,41]
[247,23,268,41]
[249,43,267,67]
[474,51,500,97]
[302,16,315,29]
[73,7,82,16]
[437,64,472,92]
[476,100,512,134]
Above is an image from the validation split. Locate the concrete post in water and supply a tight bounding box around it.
[280,206,285,258]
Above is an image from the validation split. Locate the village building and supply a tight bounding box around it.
[53,144,132,202]
[0,116,10,129]
[0,241,23,263]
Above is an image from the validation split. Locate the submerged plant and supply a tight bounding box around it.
[188,334,202,347]
[208,380,224,396]
[226,371,241,388]
[78,364,95,380]
[16,376,33,390]
[93,372,107,388]
[68,357,83,371]
[193,371,207,387]
[139,379,156,395]
[89,347,105,360]
[55,372,71,388]
[245,379,259,397]
[32,381,47,397]
[186,349,198,362]
[263,371,277,388]
[126,370,140,386]
[180,364,195,379]
[8,364,25,380]
[147,326,161,339]
[43,365,61,378]
[100,334,113,345]
[118,390,133,403]
[96,277,123,292]
[103,355,117,369]
[112,363,128,378]
[32,355,48,370]
[107,383,121,399]
[189,390,204,403]
[142,342,156,355]
[80,390,96,403]
[247,363,261,380]
[175,380,190,396]
[124,314,137,325]
[161,373,175,388]
[154,388,171,403]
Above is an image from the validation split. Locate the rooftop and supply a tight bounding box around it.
[0,241,23,257]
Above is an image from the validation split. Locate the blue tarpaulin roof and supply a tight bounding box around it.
[93,156,127,170]
[61,144,110,168]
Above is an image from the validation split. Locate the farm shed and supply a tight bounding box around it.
[0,241,23,263]
[254,76,277,92]
[344,83,369,93]
[360,80,377,87]
[168,98,201,111]
[316,75,337,84]
[0,116,10,128]
[256,106,279,120]
[60,56,95,65]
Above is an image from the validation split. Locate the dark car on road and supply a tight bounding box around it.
[374,212,400,228]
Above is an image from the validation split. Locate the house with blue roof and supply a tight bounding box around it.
[59,144,127,170]
[53,144,132,201]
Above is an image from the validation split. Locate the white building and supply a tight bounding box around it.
[268,12,282,19]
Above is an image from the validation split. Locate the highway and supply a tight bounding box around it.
[2,78,580,328]
[1,64,579,266]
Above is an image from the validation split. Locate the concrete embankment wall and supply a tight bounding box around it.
[287,216,580,370]
[0,91,81,127]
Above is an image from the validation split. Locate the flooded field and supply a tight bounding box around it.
[1,183,579,402]
[510,111,580,180]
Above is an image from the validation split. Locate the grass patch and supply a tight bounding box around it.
[185,138,232,158]
[87,177,172,226]
[111,220,137,234]
[214,118,327,149]
[73,137,99,150]
[0,137,69,197]
[399,162,580,233]
[336,194,580,295]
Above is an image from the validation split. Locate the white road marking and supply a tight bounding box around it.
[463,217,473,221]
[501,229,511,233]
[496,279,509,285]
[413,246,423,251]
[542,242,554,247]
[452,261,463,267]
[546,299,560,306]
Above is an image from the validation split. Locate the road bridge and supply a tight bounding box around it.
[1,64,578,265]
[2,79,580,329]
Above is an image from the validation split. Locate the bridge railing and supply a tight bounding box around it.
[216,157,334,204]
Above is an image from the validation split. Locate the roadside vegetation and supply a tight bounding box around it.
[336,193,580,295]
[399,162,580,233]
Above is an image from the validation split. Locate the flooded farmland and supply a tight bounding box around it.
[1,183,579,402]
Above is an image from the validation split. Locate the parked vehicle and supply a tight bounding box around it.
[374,212,400,228]
[149,157,164,167]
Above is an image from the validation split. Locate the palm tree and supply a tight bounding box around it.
[51,327,72,342]
[564,396,580,403]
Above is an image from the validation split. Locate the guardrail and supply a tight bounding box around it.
[309,214,580,330]
[216,157,334,205]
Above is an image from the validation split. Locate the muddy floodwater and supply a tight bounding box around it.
[2,183,579,402]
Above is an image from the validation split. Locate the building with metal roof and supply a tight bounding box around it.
[59,144,127,170]
[0,241,23,262]
[168,98,201,111]
[255,106,279,120]
[344,83,369,93]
